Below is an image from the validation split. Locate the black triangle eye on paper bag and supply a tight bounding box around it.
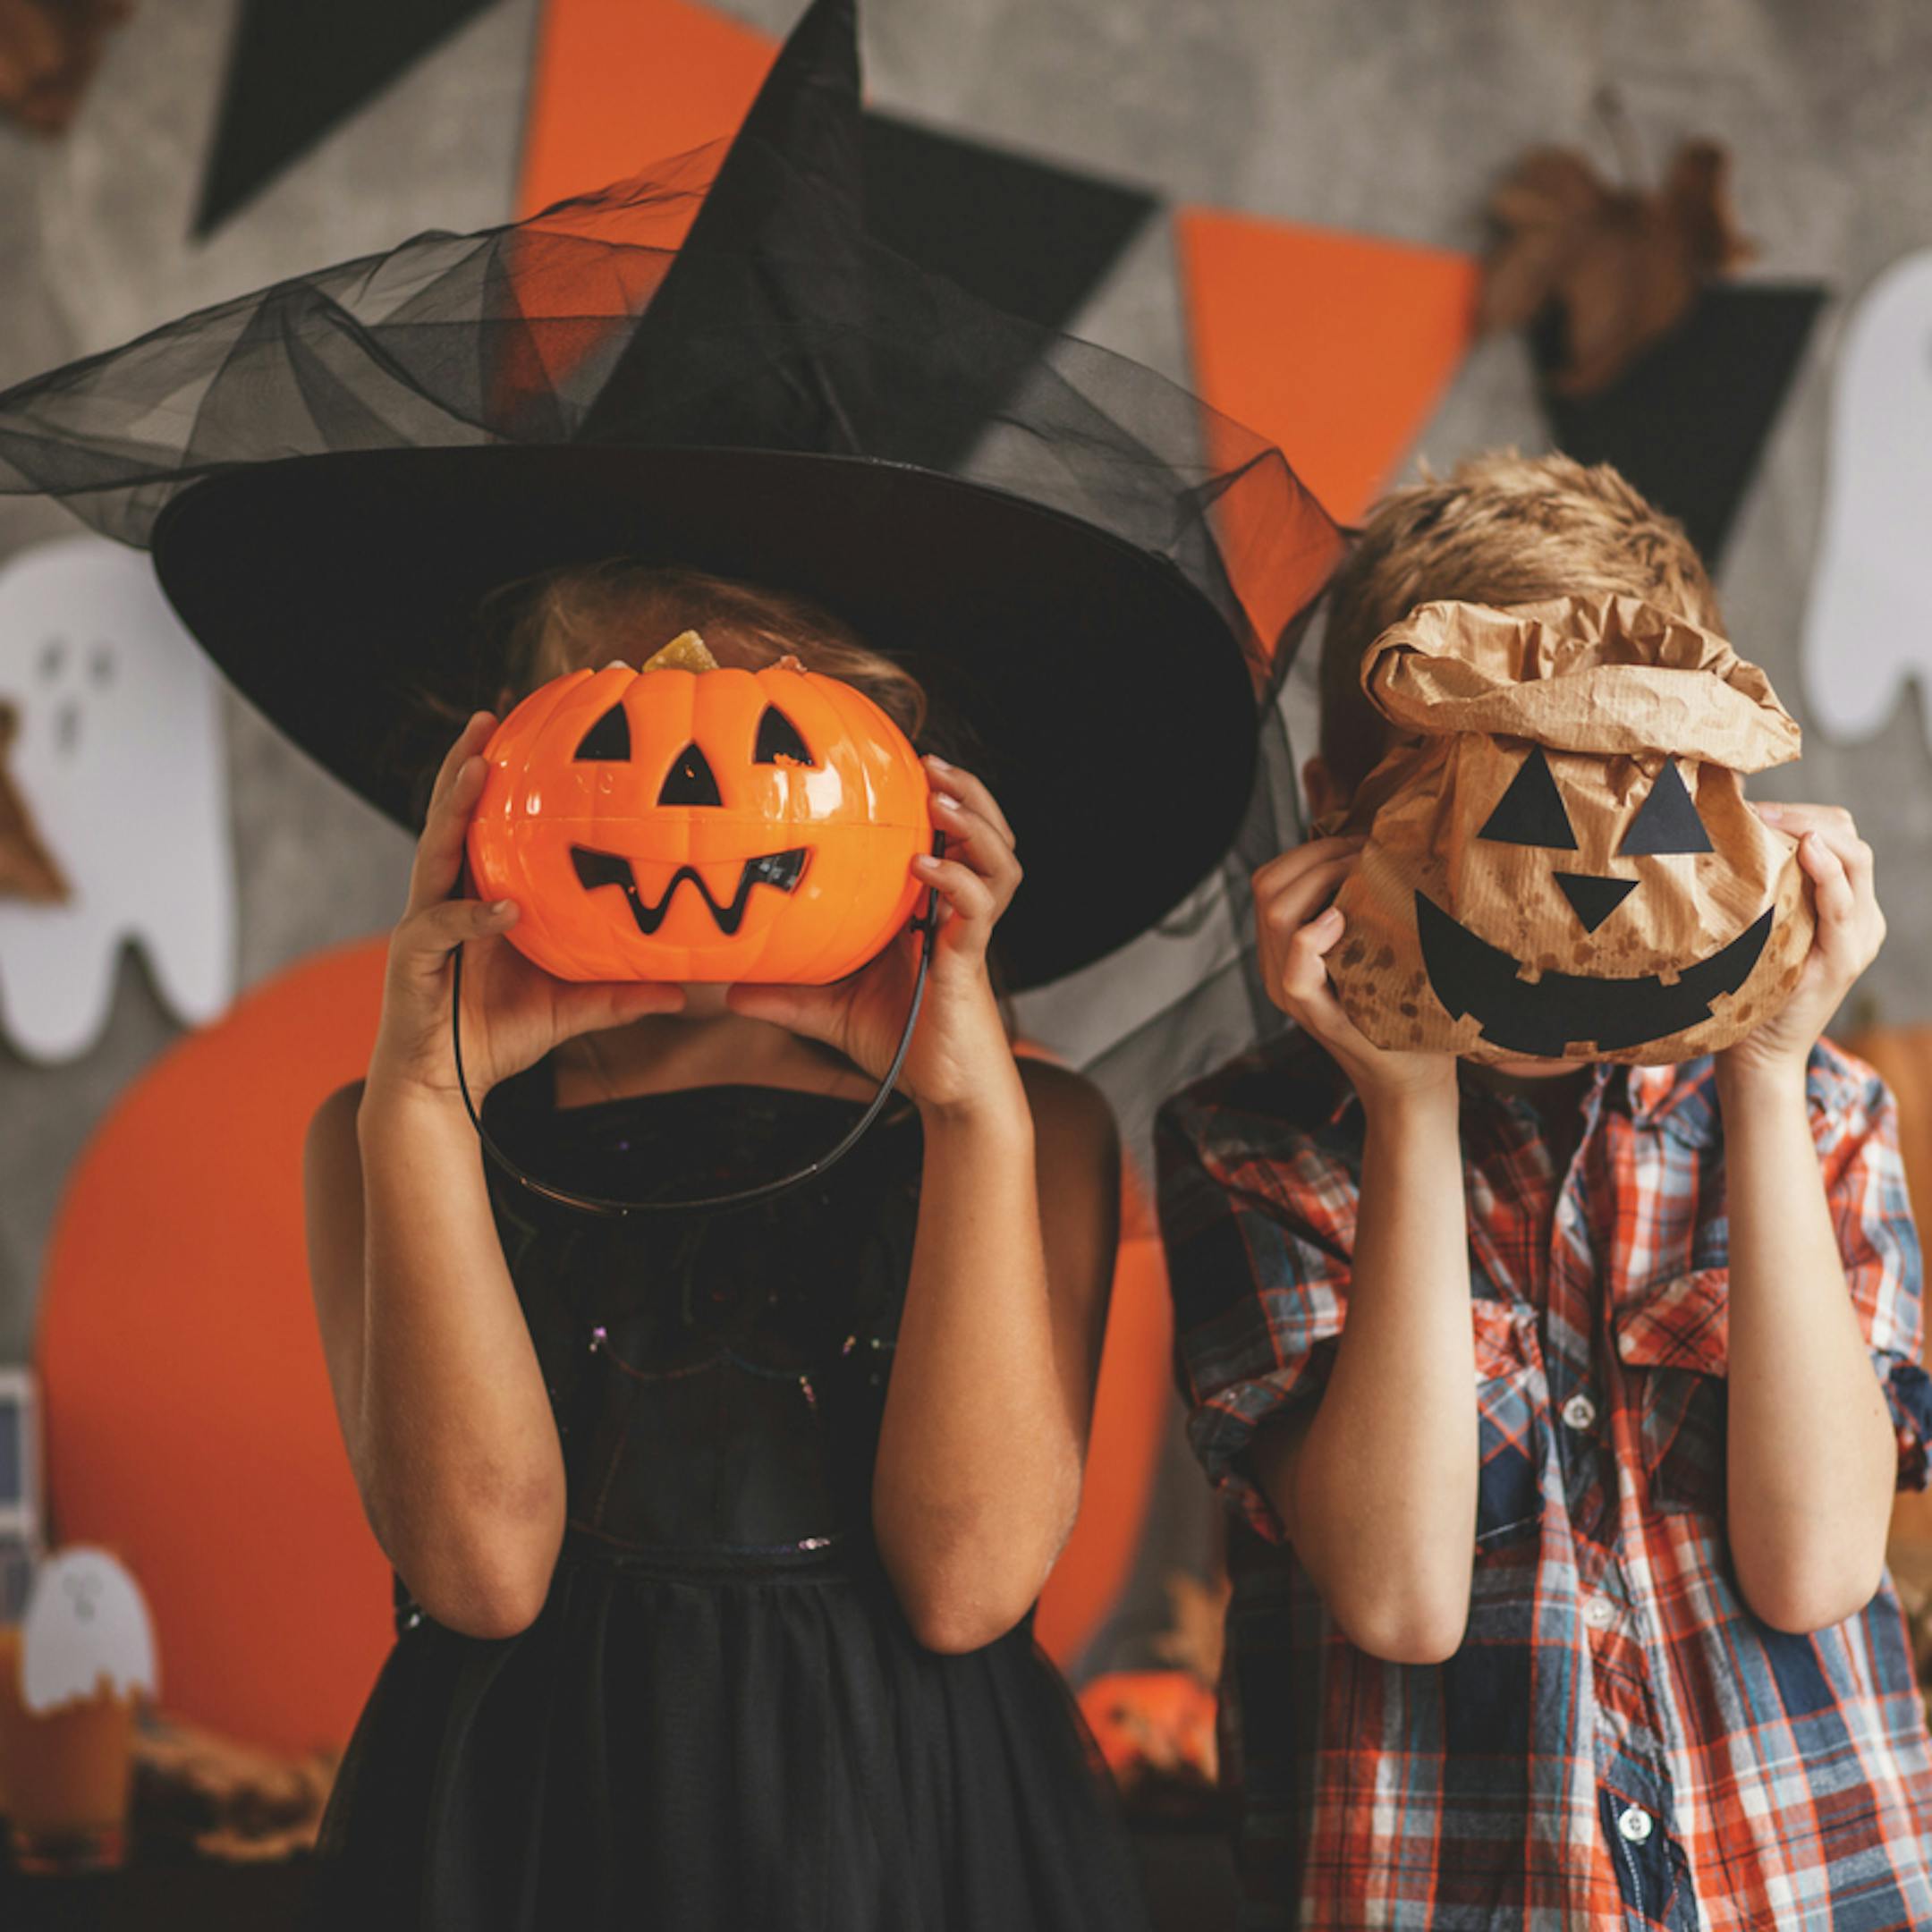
[1328,594,1811,1065]
[1478,746,1577,850]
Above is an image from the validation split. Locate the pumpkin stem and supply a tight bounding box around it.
[640,630,719,674]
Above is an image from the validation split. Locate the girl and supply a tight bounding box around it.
[300,564,1149,1929]
[0,6,1338,1919]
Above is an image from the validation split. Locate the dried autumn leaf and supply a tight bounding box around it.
[1150,1566,1232,1686]
[0,702,68,902]
[0,0,133,135]
[1480,138,1755,398]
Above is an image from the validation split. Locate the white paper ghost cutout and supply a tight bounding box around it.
[0,536,234,1061]
[1801,250,1932,741]
[20,1546,158,1716]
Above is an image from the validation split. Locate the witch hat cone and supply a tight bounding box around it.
[577,0,866,450]
[573,0,1032,474]
[0,0,1341,988]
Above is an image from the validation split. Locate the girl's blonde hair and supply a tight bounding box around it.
[487,561,930,742]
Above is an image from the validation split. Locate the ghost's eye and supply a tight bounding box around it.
[1618,760,1712,856]
[38,637,64,680]
[573,703,631,761]
[753,705,815,767]
[1479,747,1577,850]
[89,643,114,685]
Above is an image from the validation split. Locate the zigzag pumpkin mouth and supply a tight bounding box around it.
[570,845,809,936]
[1415,890,1775,1056]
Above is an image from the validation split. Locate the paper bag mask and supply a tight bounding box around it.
[1327,595,1811,1063]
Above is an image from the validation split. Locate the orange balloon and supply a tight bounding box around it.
[38,939,395,1755]
[470,662,931,983]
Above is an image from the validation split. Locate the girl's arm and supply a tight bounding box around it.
[1249,1082,1476,1663]
[1243,840,1479,1664]
[306,1081,568,1640]
[731,756,1114,1653]
[1720,806,1897,1632]
[870,1057,1118,1652]
[305,714,678,1640]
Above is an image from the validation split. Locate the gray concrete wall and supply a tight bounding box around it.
[2,0,1928,1403]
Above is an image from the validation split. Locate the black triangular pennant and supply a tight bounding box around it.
[1479,746,1577,849]
[1618,758,1712,856]
[193,0,497,237]
[860,114,1155,337]
[1533,284,1826,568]
[574,0,867,452]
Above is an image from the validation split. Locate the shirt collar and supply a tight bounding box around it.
[1624,1055,1720,1142]
[1319,1050,1719,1140]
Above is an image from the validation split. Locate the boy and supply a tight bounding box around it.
[1157,453,1932,1929]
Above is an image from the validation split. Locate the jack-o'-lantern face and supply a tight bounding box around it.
[1327,596,1814,1064]
[467,634,930,983]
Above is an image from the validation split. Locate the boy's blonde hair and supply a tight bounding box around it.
[489,560,931,743]
[1318,453,1722,794]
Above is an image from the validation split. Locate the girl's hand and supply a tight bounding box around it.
[1718,803,1885,1085]
[365,713,683,1105]
[1253,836,1457,1110]
[728,756,1022,1116]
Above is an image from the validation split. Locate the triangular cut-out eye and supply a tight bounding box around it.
[753,705,815,766]
[573,703,631,761]
[658,741,722,806]
[1619,759,1712,856]
[1478,746,1577,849]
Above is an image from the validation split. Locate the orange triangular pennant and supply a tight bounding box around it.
[1176,208,1479,527]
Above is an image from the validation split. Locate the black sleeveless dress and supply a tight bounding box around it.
[308,1063,1150,1932]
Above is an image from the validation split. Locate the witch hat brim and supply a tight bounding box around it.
[4,0,1341,989]
[154,445,1258,987]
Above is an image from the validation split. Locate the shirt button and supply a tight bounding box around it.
[1584,1595,1616,1631]
[1617,1804,1653,1844]
[1562,1392,1597,1432]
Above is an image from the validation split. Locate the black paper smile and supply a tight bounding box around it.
[571,845,808,936]
[1415,891,1775,1055]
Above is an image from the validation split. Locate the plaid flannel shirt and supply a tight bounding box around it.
[1158,1028,1932,1931]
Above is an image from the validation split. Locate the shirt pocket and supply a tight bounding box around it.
[1613,1267,1729,1514]
[1471,1297,1548,1546]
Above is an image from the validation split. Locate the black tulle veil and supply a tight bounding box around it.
[0,0,1341,1140]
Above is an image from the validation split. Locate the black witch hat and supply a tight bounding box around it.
[0,0,1339,990]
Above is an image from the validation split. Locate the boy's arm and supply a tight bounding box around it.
[1232,841,1479,1663]
[1719,1055,1897,1631]
[1720,804,1898,1633]
[1249,1079,1478,1663]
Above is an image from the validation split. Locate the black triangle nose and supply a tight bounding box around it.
[1555,872,1637,933]
[657,742,722,806]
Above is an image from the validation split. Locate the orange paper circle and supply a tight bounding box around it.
[38,937,397,1754]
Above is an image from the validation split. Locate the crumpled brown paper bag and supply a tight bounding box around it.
[1326,594,1812,1064]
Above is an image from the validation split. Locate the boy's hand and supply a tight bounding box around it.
[1253,837,1456,1109]
[1719,803,1885,1084]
